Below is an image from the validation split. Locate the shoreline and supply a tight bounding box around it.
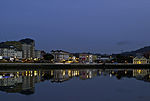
[0,63,150,69]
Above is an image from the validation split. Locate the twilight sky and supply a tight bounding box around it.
[0,0,150,54]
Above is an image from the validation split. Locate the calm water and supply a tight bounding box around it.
[0,68,150,101]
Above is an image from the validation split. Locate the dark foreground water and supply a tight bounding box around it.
[0,68,150,101]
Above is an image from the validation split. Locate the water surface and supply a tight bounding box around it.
[0,68,150,101]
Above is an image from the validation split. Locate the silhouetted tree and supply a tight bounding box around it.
[112,54,133,63]
[43,53,54,61]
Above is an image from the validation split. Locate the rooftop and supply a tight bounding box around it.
[19,38,34,44]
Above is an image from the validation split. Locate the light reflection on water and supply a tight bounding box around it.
[0,68,150,101]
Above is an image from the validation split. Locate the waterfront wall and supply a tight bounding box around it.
[0,63,150,70]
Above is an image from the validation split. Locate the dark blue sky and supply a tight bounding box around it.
[0,0,150,54]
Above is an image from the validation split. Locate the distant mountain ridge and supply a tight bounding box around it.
[122,46,150,56]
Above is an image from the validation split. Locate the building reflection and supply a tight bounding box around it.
[0,68,150,95]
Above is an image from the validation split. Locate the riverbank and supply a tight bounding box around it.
[0,63,150,69]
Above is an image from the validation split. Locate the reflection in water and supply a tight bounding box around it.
[0,68,150,95]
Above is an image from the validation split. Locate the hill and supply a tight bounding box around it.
[122,46,150,56]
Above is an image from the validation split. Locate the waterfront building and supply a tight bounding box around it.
[79,53,88,63]
[16,51,23,59]
[19,38,35,59]
[79,53,97,63]
[133,56,148,64]
[35,50,42,59]
[0,46,22,59]
[0,38,35,59]
[51,50,70,62]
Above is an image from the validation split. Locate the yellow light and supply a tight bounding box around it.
[51,70,53,76]
[63,71,66,76]
[75,71,78,75]
[137,61,141,64]
[68,70,71,77]
[137,70,142,73]
[34,71,38,76]
[78,71,79,75]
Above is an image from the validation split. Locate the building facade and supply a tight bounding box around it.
[51,50,70,62]
[19,38,35,59]
[133,56,148,64]
[0,38,42,59]
[35,50,42,59]
[79,53,97,63]
[16,51,23,59]
[0,47,22,59]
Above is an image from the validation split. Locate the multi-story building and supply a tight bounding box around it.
[133,56,148,64]
[35,50,42,59]
[19,38,35,59]
[79,53,97,63]
[16,51,23,59]
[0,38,42,59]
[51,50,70,62]
[0,46,22,59]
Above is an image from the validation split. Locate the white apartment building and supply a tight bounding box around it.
[0,47,22,59]
[51,50,70,62]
